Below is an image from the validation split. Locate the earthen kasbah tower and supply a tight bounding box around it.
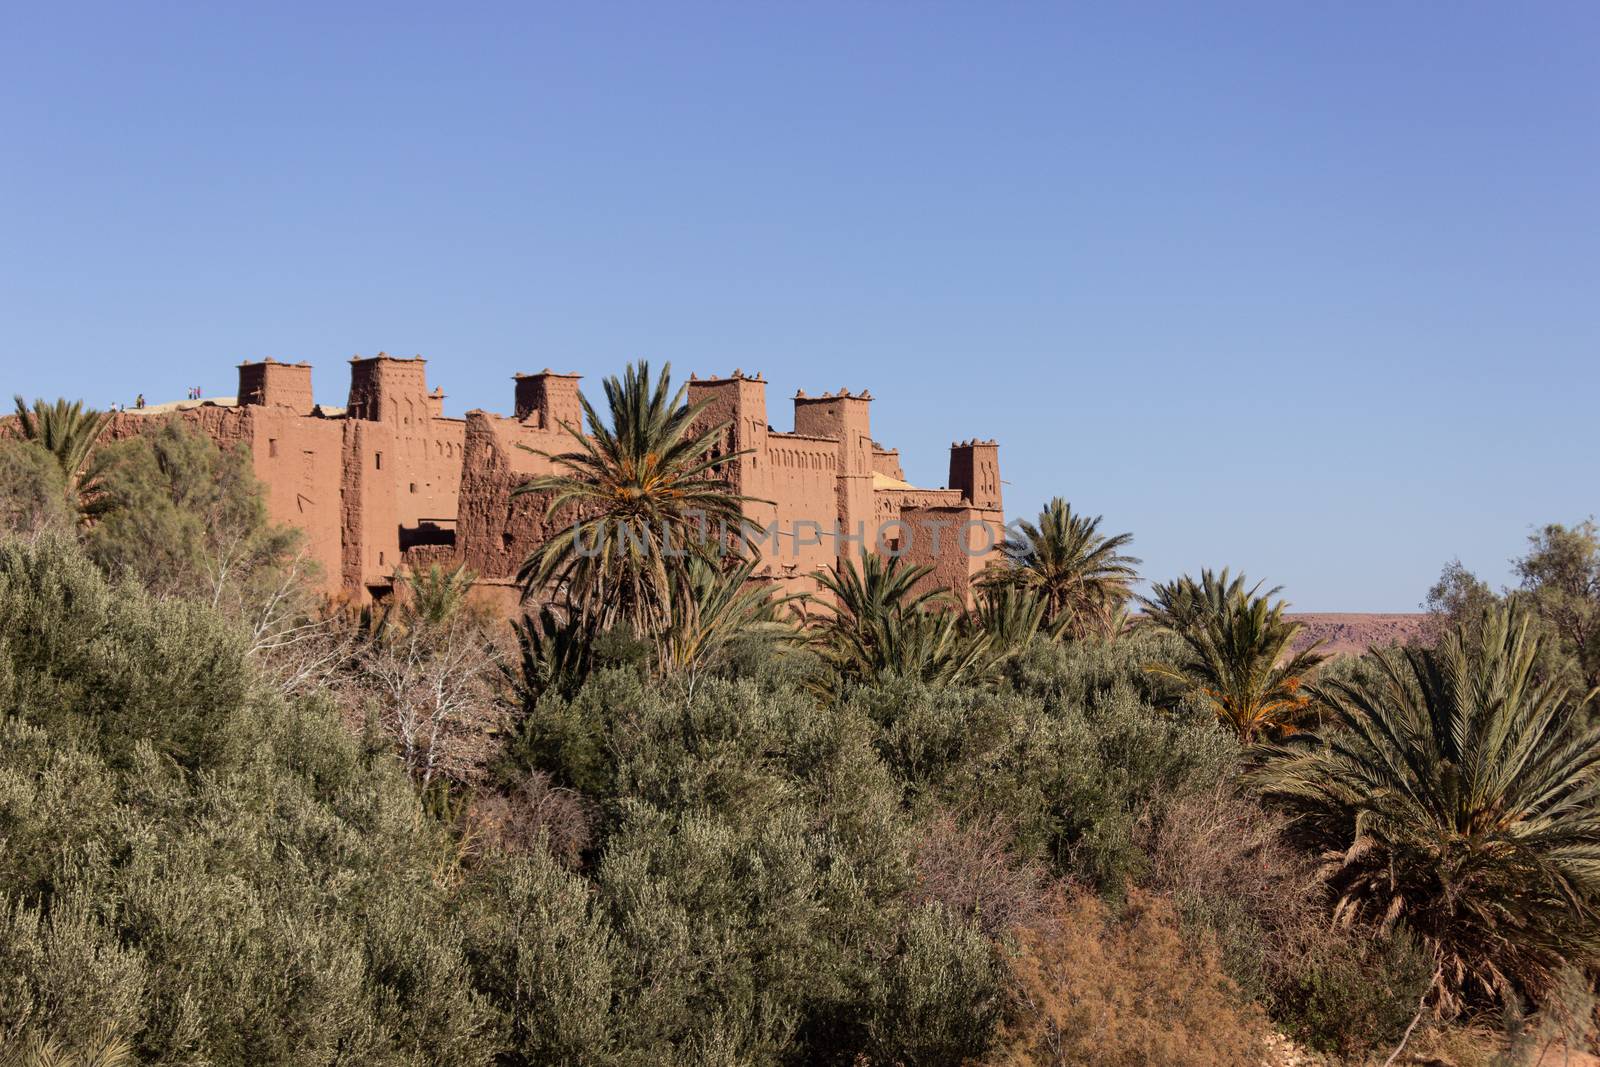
[96,355,1005,611]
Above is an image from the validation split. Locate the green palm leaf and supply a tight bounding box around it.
[1252,604,1600,1015]
[511,361,760,632]
[981,498,1138,639]
[1140,568,1326,742]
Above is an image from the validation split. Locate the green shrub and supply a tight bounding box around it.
[0,440,71,540]
[0,888,147,1051]
[596,802,842,1063]
[80,421,300,604]
[0,535,253,771]
[865,903,1004,1066]
[461,852,616,1065]
[1275,928,1434,1057]
[0,536,499,1064]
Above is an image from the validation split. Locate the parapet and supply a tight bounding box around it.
[793,387,872,441]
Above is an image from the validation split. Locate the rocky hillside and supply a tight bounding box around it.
[1287,613,1428,656]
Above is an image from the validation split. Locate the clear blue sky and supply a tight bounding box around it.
[4,2,1596,610]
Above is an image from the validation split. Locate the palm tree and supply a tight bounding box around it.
[813,551,998,688]
[512,361,757,632]
[12,395,110,491]
[1253,605,1600,1016]
[399,562,478,628]
[507,604,602,705]
[984,498,1139,638]
[968,583,1059,654]
[657,555,800,684]
[1140,569,1326,742]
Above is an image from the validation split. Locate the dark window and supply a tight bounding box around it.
[375,452,383,470]
[268,438,279,458]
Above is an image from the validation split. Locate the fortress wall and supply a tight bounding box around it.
[389,416,464,530]
[345,356,465,534]
[873,486,965,526]
[340,417,402,592]
[248,409,345,589]
[898,504,1004,605]
[103,403,252,450]
[453,412,583,584]
[758,432,838,587]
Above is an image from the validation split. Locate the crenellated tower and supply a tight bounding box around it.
[794,387,875,566]
[347,353,432,427]
[948,438,1001,511]
[514,369,583,431]
[237,357,315,415]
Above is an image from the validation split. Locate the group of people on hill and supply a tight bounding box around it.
[104,388,201,413]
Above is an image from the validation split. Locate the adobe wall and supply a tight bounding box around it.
[872,447,906,481]
[345,355,464,536]
[246,409,345,587]
[452,410,578,583]
[898,504,1005,605]
[949,439,1002,513]
[758,431,838,589]
[873,486,966,526]
[514,371,583,431]
[237,359,314,414]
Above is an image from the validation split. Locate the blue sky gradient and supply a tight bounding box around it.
[3,2,1596,609]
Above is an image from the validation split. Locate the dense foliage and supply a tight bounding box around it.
[1256,605,1600,1016]
[4,383,1600,1064]
[1141,569,1327,742]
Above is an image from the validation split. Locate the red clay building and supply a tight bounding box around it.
[102,355,1005,609]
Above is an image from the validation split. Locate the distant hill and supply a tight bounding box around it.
[1287,613,1428,656]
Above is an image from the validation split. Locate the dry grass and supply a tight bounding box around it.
[983,887,1268,1067]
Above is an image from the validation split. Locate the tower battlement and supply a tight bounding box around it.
[949,438,1002,511]
[237,358,314,415]
[513,370,583,430]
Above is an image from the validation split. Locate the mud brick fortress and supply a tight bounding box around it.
[100,355,1005,610]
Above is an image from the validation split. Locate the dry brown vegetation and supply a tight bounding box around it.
[464,769,595,867]
[984,888,1268,1067]
[912,812,1053,940]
